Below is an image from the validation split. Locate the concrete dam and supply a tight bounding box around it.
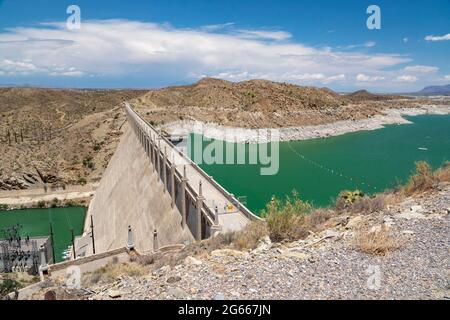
[75,103,258,257]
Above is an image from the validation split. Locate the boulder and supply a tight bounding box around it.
[108,290,122,299]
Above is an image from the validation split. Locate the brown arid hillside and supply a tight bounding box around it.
[132,78,426,128]
[0,88,146,190]
[0,80,445,191]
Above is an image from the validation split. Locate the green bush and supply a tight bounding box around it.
[77,176,87,186]
[0,204,8,211]
[51,198,60,208]
[336,189,364,210]
[261,190,312,242]
[92,141,102,151]
[37,200,46,208]
[83,156,95,170]
[0,278,22,298]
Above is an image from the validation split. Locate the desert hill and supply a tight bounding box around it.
[133,78,419,128]
[0,88,146,190]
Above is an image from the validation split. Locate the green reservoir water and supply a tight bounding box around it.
[192,115,450,215]
[0,207,86,262]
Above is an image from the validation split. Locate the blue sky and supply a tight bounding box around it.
[0,0,448,91]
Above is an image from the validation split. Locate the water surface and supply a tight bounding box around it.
[191,115,450,214]
[0,206,86,262]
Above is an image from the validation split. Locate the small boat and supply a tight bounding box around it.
[418,147,428,151]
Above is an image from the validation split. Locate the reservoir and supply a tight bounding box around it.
[192,114,450,214]
[0,206,86,263]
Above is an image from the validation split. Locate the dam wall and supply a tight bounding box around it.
[76,125,194,257]
[75,104,257,258]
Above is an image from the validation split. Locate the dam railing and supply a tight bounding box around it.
[124,103,260,239]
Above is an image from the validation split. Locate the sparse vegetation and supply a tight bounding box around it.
[261,191,312,242]
[0,204,8,211]
[77,176,87,186]
[436,161,450,182]
[37,200,46,208]
[82,156,95,170]
[86,262,147,285]
[0,278,22,299]
[354,226,403,256]
[402,161,438,196]
[51,197,60,208]
[233,221,268,250]
[92,141,102,151]
[335,190,365,210]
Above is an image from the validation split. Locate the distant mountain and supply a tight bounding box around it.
[412,84,450,96]
[344,90,409,102]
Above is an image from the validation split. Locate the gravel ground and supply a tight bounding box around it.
[82,186,449,300]
[26,184,450,300]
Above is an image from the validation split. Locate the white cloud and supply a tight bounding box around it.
[403,65,438,74]
[208,71,345,84]
[0,19,416,88]
[396,75,418,82]
[403,37,409,43]
[235,30,292,41]
[425,33,450,41]
[356,74,385,82]
[0,58,84,76]
[445,75,450,81]
[341,41,376,49]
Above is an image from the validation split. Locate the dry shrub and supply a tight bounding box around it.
[382,192,405,206]
[354,226,403,256]
[304,208,336,232]
[346,194,387,215]
[261,191,312,242]
[87,262,147,284]
[402,161,439,196]
[133,233,238,270]
[131,254,155,266]
[233,221,269,250]
[436,161,450,182]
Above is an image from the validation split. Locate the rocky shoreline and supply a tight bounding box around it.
[162,105,450,143]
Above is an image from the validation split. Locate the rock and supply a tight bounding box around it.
[410,205,424,212]
[396,210,426,220]
[211,249,245,258]
[252,236,272,253]
[307,256,316,264]
[383,216,395,227]
[108,290,122,298]
[402,230,415,235]
[168,287,188,299]
[167,276,181,284]
[345,216,363,229]
[323,229,340,239]
[184,256,202,266]
[153,265,171,276]
[282,251,310,260]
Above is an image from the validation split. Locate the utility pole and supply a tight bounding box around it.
[49,223,56,264]
[71,228,76,259]
[90,215,95,255]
